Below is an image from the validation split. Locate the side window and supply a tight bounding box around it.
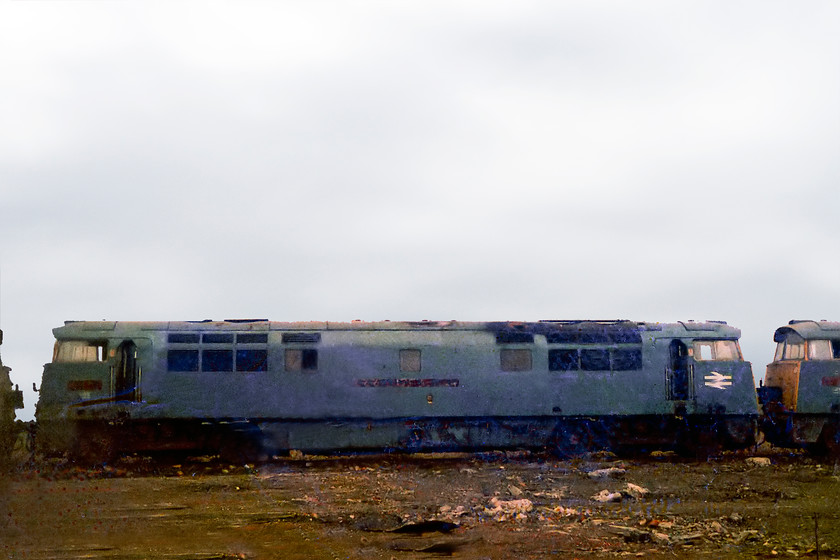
[549,349,579,371]
[167,331,269,372]
[236,349,267,372]
[400,349,421,373]
[808,340,833,360]
[202,349,233,372]
[168,349,199,372]
[611,348,642,370]
[580,349,610,371]
[286,349,318,372]
[500,349,532,372]
[53,340,107,363]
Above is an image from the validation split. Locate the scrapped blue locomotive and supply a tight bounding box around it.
[35,319,760,461]
[759,320,840,454]
[1,329,25,461]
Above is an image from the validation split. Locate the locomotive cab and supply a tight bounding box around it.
[36,324,145,458]
[761,321,840,452]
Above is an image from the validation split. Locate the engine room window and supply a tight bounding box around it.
[693,340,741,361]
[400,349,421,372]
[236,349,268,372]
[500,349,532,372]
[286,349,318,371]
[549,349,579,371]
[580,349,610,371]
[202,349,233,372]
[168,349,199,372]
[611,348,643,370]
[168,333,200,344]
[53,341,107,363]
[808,340,833,360]
[203,333,234,344]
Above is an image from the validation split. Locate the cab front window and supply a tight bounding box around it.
[53,340,107,363]
[693,340,741,361]
[776,333,805,361]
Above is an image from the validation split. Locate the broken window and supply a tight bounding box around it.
[53,340,107,363]
[400,349,421,372]
[285,349,318,372]
[500,349,532,372]
[693,340,741,361]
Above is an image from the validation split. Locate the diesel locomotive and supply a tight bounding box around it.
[759,320,840,455]
[1,329,25,461]
[35,319,759,462]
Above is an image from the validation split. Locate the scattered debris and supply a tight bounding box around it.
[587,467,626,479]
[484,497,534,521]
[622,483,649,500]
[609,525,652,543]
[591,483,650,502]
[591,489,623,503]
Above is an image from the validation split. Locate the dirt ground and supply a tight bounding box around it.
[2,446,839,560]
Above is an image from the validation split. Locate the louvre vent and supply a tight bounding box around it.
[282,333,322,344]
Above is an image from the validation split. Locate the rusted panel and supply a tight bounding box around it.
[765,361,800,411]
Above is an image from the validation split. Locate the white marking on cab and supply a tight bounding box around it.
[704,371,733,390]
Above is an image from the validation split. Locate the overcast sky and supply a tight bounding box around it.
[1,1,838,421]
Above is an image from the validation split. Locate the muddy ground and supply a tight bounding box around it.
[1,446,839,560]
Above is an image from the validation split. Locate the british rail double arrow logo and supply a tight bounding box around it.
[704,371,733,390]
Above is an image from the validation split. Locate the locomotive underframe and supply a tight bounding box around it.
[38,412,757,463]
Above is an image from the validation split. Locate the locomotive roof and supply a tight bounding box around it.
[54,319,741,339]
[773,320,840,342]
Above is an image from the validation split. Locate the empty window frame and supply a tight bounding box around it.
[500,349,532,372]
[285,348,318,372]
[400,349,421,372]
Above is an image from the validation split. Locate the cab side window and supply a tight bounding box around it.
[808,340,833,360]
[692,340,741,361]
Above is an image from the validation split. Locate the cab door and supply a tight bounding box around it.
[112,339,150,402]
[667,340,691,401]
